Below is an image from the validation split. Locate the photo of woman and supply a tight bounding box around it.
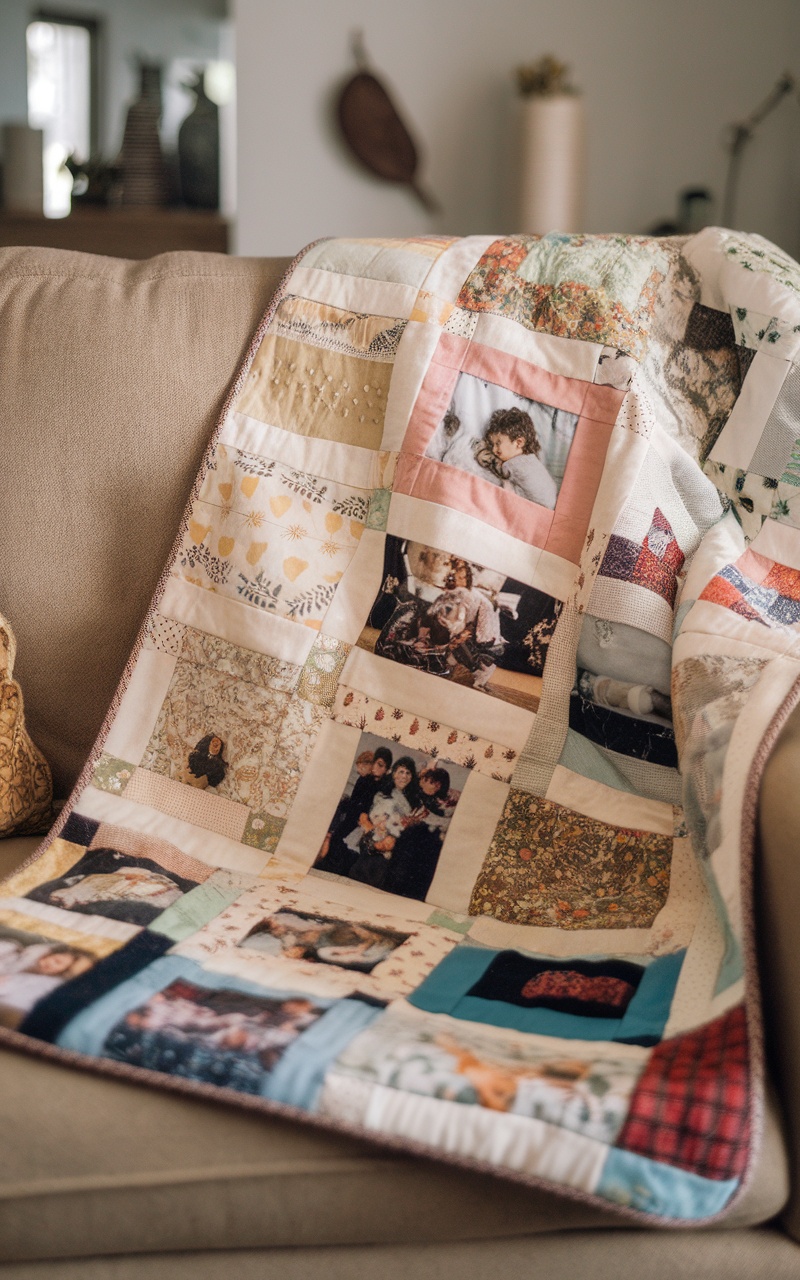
[313,732,469,902]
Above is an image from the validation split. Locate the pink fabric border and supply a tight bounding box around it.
[397,330,624,566]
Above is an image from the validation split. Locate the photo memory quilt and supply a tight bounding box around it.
[4,228,800,1224]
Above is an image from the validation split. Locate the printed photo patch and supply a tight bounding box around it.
[469,789,673,929]
[239,911,410,975]
[176,442,369,627]
[22,836,212,929]
[104,975,328,1092]
[395,330,621,562]
[0,922,97,1029]
[313,730,470,903]
[357,536,561,713]
[174,880,462,1002]
[424,371,578,510]
[330,1002,646,1145]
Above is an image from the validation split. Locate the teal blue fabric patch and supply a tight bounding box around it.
[407,946,684,1045]
[598,1147,738,1218]
[558,729,638,795]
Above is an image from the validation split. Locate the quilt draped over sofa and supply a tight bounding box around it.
[3,228,800,1226]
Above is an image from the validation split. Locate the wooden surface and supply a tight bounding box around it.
[0,208,229,258]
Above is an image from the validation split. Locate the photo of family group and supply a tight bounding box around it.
[357,538,561,711]
[0,923,95,1027]
[313,731,469,901]
[104,977,325,1094]
[239,910,410,974]
[424,371,579,511]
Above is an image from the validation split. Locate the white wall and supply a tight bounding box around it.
[234,0,800,258]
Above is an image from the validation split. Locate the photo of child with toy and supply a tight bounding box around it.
[424,371,579,510]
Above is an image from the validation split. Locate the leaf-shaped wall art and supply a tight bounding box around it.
[336,33,439,213]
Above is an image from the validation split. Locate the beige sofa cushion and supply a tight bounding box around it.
[0,247,289,798]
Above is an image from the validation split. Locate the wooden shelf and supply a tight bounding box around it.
[0,207,229,259]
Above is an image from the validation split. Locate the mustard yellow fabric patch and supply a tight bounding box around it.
[0,614,52,839]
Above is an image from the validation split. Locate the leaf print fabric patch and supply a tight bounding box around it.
[469,790,672,929]
[176,442,368,628]
[331,686,519,783]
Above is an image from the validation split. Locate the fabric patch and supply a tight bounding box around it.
[357,536,560,713]
[748,368,800,478]
[300,236,453,285]
[332,1003,645,1144]
[176,442,368,626]
[235,336,392,448]
[594,347,637,390]
[684,303,736,352]
[408,946,684,1047]
[139,627,315,828]
[699,558,800,629]
[143,615,186,657]
[176,881,460,1002]
[599,509,685,607]
[332,687,519,783]
[471,953,641,1016]
[270,294,407,360]
[92,754,136,796]
[569,691,678,769]
[297,634,351,707]
[456,233,669,359]
[313,730,470,903]
[615,1005,749,1181]
[468,790,672,929]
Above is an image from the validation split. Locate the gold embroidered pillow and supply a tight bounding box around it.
[0,611,52,837]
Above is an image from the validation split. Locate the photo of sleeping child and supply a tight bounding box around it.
[424,371,579,510]
[104,977,324,1094]
[313,731,469,901]
[357,537,561,711]
[0,923,94,1027]
[239,910,409,973]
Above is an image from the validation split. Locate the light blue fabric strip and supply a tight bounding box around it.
[598,1147,739,1218]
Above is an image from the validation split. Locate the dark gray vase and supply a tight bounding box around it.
[178,72,220,210]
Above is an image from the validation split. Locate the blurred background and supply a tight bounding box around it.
[0,0,798,258]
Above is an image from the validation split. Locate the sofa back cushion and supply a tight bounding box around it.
[0,247,288,796]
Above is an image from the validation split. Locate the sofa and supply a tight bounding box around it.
[0,243,798,1278]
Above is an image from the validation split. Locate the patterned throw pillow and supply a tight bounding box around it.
[0,612,52,838]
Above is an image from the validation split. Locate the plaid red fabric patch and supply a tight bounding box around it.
[616,1004,750,1180]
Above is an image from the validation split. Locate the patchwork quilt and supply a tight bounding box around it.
[4,229,800,1224]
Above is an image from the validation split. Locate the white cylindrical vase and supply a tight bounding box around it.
[2,124,44,213]
[517,94,585,234]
